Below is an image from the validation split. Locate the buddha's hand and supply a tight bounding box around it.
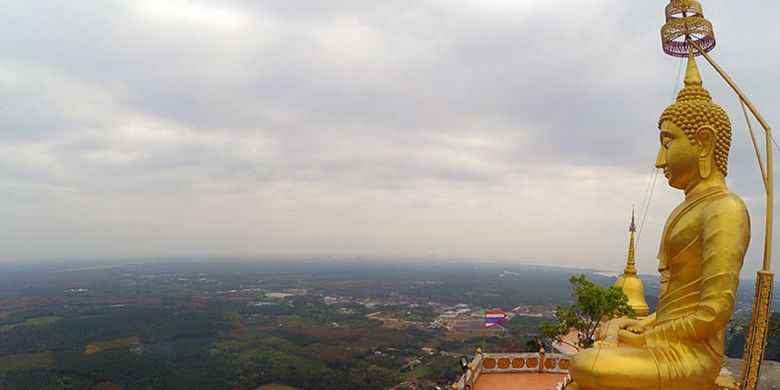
[625,322,645,334]
[618,329,647,348]
[596,318,642,340]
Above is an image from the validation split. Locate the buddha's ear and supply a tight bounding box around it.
[694,125,717,158]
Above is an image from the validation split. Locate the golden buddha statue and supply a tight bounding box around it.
[568,52,751,390]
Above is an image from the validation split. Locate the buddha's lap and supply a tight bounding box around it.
[570,343,721,389]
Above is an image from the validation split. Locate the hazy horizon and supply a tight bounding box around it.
[0,255,765,281]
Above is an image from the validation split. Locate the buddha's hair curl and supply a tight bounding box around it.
[658,85,732,176]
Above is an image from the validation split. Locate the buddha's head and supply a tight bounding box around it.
[656,52,731,191]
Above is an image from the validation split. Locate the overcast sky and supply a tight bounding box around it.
[1,1,779,276]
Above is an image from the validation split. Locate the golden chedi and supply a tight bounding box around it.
[568,52,750,390]
[613,211,650,318]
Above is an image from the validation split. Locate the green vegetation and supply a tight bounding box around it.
[727,312,780,361]
[0,316,60,333]
[539,274,634,349]
[771,312,780,339]
[0,351,54,372]
[0,261,688,389]
[84,336,141,355]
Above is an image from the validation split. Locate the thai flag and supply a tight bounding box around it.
[484,311,508,328]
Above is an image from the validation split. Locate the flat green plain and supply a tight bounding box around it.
[0,351,55,372]
[0,316,60,333]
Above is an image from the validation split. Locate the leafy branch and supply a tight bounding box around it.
[539,275,635,349]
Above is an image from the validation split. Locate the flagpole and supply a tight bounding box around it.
[482,310,508,354]
[482,311,486,354]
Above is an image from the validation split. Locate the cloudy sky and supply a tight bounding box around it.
[1,1,779,276]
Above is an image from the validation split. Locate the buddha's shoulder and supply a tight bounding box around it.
[701,190,748,216]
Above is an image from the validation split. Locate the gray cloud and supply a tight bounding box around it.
[1,1,778,277]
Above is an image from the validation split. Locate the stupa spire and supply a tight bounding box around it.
[624,208,637,276]
[612,207,650,318]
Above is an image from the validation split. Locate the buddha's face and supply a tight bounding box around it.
[655,120,700,190]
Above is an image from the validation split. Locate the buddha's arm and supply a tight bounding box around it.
[645,196,750,346]
[638,312,656,328]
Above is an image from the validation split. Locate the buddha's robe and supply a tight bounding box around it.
[570,187,750,390]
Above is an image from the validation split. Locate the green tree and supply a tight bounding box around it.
[770,312,780,339]
[728,312,780,338]
[727,312,780,360]
[539,275,634,349]
[524,337,544,352]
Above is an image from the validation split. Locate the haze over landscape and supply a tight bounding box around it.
[2,1,780,275]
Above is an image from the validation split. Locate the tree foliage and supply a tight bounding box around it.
[770,312,780,339]
[539,275,635,349]
[729,312,780,338]
[727,312,780,360]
